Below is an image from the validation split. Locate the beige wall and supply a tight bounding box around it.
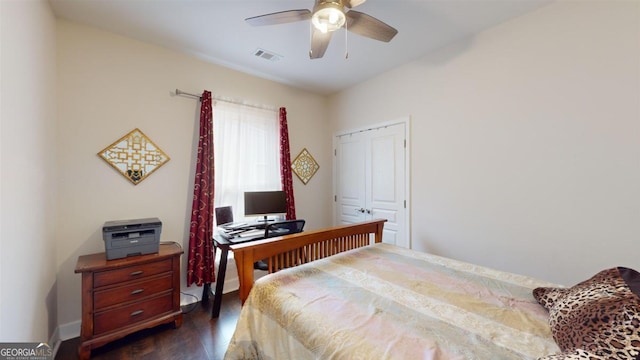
[0,0,58,341]
[56,20,331,328]
[329,1,640,286]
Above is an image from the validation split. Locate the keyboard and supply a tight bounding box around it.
[221,222,248,230]
[237,229,265,238]
[217,227,265,243]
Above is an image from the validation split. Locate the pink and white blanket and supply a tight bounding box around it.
[225,243,560,360]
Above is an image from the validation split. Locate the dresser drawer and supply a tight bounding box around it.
[94,274,173,310]
[93,292,174,335]
[94,258,172,287]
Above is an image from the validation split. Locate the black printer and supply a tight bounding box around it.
[102,217,162,260]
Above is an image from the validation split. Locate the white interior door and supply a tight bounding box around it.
[334,120,409,248]
[335,133,366,225]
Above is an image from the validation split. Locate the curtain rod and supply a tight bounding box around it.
[175,88,201,100]
[175,88,278,112]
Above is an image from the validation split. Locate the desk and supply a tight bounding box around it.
[204,230,264,318]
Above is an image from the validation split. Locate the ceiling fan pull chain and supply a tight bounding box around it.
[309,21,312,58]
[345,18,349,59]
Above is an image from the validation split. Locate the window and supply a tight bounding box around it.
[213,100,280,222]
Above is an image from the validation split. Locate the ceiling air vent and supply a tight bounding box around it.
[253,48,282,62]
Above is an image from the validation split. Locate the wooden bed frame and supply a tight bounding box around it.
[230,219,386,303]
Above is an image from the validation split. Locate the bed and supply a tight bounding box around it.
[224,220,640,360]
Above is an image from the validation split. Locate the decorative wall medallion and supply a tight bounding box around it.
[98,128,170,185]
[291,148,319,185]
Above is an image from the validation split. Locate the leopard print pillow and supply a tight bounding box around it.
[533,267,640,360]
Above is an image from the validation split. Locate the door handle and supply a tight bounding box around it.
[355,208,365,213]
[366,209,371,214]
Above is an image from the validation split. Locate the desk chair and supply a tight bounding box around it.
[254,219,306,270]
[264,219,306,238]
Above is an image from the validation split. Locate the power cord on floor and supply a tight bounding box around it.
[160,241,200,314]
[180,292,200,314]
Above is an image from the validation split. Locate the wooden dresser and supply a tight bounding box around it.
[74,243,183,360]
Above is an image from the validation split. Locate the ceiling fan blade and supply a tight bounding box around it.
[345,10,398,42]
[344,0,367,8]
[309,27,333,59]
[245,9,311,26]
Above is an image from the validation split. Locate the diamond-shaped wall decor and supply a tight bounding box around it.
[98,128,170,185]
[292,148,319,185]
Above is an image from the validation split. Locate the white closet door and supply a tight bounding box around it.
[335,121,409,248]
[335,133,367,225]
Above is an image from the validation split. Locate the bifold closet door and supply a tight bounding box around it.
[334,122,408,248]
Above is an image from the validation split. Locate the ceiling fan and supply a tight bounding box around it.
[245,0,398,59]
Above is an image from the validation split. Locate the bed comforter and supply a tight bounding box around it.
[225,243,560,360]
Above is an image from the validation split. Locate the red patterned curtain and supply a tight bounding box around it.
[187,91,215,286]
[279,107,296,220]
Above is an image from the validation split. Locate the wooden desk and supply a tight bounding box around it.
[74,243,183,360]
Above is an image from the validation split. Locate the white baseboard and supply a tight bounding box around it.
[223,278,239,293]
[220,255,239,292]
[48,327,61,359]
[58,320,81,341]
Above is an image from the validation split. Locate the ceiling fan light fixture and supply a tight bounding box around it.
[311,4,345,33]
[245,0,398,59]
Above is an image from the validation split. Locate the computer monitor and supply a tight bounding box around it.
[244,190,287,222]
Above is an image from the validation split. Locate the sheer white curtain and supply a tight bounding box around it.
[213,100,280,222]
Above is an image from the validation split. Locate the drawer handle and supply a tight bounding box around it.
[129,270,144,276]
[130,289,144,295]
[130,310,144,317]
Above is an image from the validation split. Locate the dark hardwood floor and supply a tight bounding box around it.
[55,291,241,360]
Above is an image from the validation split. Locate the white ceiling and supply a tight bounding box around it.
[49,0,552,95]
